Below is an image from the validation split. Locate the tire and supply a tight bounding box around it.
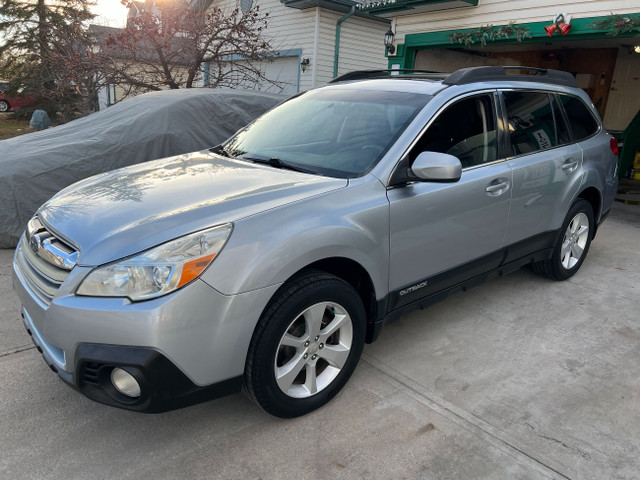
[532,199,594,281]
[244,270,366,418]
[0,100,9,112]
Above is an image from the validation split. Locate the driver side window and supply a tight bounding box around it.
[410,94,498,168]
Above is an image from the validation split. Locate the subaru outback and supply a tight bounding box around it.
[13,66,618,417]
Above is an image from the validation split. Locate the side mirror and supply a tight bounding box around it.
[411,151,462,182]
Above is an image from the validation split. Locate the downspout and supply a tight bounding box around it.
[333,5,356,78]
[312,7,320,88]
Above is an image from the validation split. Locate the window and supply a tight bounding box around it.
[556,94,599,141]
[504,92,556,155]
[224,89,429,178]
[550,94,572,145]
[411,94,497,168]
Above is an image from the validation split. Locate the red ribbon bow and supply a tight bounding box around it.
[545,23,572,36]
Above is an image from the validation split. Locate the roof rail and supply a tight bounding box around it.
[330,69,449,83]
[443,66,578,88]
[330,66,579,88]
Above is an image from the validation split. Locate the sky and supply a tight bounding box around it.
[91,0,129,27]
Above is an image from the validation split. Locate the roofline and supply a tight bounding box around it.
[356,0,477,16]
[281,0,390,23]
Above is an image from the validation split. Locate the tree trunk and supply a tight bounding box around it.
[36,0,48,58]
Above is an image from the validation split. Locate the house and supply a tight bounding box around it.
[90,24,203,109]
[118,0,391,96]
[358,0,640,174]
[198,0,391,94]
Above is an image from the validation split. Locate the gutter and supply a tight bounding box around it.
[333,5,356,78]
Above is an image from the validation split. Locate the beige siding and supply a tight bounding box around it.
[394,0,640,44]
[209,0,387,90]
[316,9,389,84]
[210,0,317,90]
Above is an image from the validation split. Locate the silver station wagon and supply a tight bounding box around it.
[13,66,618,417]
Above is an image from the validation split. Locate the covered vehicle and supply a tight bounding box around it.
[0,88,286,247]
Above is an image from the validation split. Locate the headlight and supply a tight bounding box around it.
[77,224,232,301]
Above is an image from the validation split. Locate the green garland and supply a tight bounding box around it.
[449,22,532,47]
[588,13,640,36]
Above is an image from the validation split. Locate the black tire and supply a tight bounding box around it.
[532,199,594,281]
[244,270,366,418]
[0,100,9,112]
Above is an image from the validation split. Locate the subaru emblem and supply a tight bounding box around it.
[29,234,41,254]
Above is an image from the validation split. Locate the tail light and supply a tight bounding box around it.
[610,137,619,156]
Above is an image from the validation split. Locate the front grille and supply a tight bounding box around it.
[14,219,77,305]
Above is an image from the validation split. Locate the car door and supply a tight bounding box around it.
[501,91,583,249]
[387,92,512,311]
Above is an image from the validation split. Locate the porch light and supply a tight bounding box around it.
[300,57,310,73]
[384,27,396,55]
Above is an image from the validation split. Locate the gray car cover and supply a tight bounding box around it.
[0,88,286,247]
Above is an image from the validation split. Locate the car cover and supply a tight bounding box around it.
[0,88,287,248]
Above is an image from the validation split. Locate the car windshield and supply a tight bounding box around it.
[224,88,431,178]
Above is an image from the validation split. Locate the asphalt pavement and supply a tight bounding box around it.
[1,202,639,479]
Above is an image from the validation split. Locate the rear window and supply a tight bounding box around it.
[503,92,556,156]
[556,94,599,141]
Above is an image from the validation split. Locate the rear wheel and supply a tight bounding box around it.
[0,100,10,112]
[532,199,594,281]
[244,271,365,418]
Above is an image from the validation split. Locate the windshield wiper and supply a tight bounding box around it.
[209,144,231,157]
[240,153,318,175]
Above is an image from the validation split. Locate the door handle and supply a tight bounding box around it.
[561,158,579,172]
[485,179,510,196]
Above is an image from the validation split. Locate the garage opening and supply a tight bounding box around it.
[414,38,640,132]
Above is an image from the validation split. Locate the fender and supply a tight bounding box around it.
[202,178,390,299]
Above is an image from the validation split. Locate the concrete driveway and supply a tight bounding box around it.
[1,203,639,479]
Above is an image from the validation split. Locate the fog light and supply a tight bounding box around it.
[110,367,141,398]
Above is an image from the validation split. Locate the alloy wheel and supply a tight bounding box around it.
[274,301,353,398]
[560,212,589,269]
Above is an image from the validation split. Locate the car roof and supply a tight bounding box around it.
[320,78,446,95]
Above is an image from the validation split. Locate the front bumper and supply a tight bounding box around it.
[21,307,242,412]
[77,344,243,412]
[13,247,281,412]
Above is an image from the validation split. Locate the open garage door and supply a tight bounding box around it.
[604,48,640,131]
[414,40,640,131]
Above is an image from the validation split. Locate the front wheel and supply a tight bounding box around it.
[532,199,594,281]
[0,100,10,112]
[244,271,366,418]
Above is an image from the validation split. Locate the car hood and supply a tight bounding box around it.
[38,151,347,266]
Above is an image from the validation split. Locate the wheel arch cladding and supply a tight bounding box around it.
[303,257,378,341]
[258,258,379,345]
[577,186,601,225]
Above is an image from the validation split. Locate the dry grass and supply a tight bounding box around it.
[0,114,32,140]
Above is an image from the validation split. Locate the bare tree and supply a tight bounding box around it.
[98,1,279,97]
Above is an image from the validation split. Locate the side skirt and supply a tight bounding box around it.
[367,231,558,342]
